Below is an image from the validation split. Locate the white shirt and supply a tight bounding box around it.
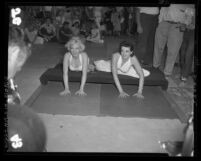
[159,4,195,25]
[138,7,159,15]
[69,54,83,71]
[117,56,132,73]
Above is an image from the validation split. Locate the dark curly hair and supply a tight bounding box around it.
[118,41,134,54]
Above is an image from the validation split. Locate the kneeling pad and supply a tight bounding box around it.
[40,63,168,90]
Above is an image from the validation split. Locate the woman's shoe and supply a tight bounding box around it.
[181,76,187,82]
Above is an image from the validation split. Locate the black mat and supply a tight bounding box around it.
[40,63,168,90]
[99,84,178,119]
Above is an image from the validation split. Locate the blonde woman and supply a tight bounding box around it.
[59,37,90,96]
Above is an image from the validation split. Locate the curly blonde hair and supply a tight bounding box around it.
[65,36,85,52]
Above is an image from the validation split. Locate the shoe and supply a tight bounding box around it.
[153,66,159,70]
[181,76,187,82]
[140,60,152,67]
[142,63,153,68]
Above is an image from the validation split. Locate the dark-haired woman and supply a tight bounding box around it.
[94,41,150,98]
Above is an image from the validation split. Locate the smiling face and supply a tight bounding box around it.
[70,43,80,57]
[120,46,132,60]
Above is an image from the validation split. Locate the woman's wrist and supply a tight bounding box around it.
[119,88,123,94]
[79,86,84,91]
[65,88,69,91]
[138,89,142,94]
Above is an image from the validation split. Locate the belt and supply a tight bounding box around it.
[166,21,186,32]
[166,21,179,24]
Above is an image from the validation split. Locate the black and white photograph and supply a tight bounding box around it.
[3,1,196,156]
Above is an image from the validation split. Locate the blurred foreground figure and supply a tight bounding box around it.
[7,24,47,152]
[7,104,47,152]
[8,26,31,105]
[159,112,194,156]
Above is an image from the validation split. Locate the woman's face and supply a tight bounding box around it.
[120,46,132,60]
[70,43,80,57]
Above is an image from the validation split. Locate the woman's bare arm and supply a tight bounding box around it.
[111,53,124,93]
[62,53,70,90]
[131,56,144,94]
[80,52,88,91]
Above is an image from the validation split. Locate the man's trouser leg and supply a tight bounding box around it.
[164,24,183,76]
[153,21,169,68]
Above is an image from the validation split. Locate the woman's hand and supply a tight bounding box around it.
[75,89,87,96]
[133,92,144,99]
[119,91,130,98]
[59,89,71,96]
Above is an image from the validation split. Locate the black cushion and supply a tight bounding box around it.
[40,63,168,90]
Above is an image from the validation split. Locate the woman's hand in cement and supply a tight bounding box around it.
[59,89,71,96]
